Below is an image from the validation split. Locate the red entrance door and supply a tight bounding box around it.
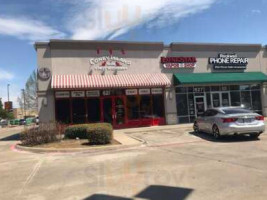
[101,96,126,128]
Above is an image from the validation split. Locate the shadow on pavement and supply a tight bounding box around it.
[189,131,260,143]
[0,133,20,141]
[84,185,193,200]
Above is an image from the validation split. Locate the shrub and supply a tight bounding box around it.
[20,122,64,146]
[86,123,113,145]
[64,124,88,139]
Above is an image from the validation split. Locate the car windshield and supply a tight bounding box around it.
[222,108,253,114]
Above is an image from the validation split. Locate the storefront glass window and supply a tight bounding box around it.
[251,84,260,90]
[188,94,195,116]
[188,87,194,93]
[240,85,250,91]
[176,94,188,116]
[152,95,164,118]
[211,86,220,91]
[230,91,241,106]
[127,96,139,120]
[176,87,187,93]
[87,98,101,122]
[230,85,240,91]
[251,91,262,111]
[241,91,251,109]
[72,99,86,124]
[56,99,70,124]
[176,84,262,124]
[206,92,211,109]
[140,95,152,118]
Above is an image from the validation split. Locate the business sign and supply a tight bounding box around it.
[102,90,111,96]
[126,89,138,96]
[38,67,51,80]
[209,54,248,70]
[86,90,100,97]
[55,91,70,98]
[139,89,150,95]
[151,88,163,94]
[4,101,13,112]
[90,56,131,71]
[161,57,197,69]
[71,91,85,98]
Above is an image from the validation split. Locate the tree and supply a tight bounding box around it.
[0,98,14,119]
[17,70,38,113]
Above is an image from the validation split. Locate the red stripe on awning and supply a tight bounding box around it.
[51,73,171,89]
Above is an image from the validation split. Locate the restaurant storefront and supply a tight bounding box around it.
[35,40,267,127]
[52,74,170,128]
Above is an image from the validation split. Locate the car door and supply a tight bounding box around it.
[205,109,218,133]
[199,110,210,132]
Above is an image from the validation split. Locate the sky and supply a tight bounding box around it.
[0,0,266,107]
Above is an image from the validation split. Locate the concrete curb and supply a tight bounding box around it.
[15,142,145,154]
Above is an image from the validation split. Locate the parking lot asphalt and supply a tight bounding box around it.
[1,124,267,200]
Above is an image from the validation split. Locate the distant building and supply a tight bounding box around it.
[13,108,38,119]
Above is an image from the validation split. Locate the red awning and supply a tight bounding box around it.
[51,73,171,89]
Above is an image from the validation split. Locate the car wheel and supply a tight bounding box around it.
[250,133,260,139]
[193,122,200,134]
[212,125,220,139]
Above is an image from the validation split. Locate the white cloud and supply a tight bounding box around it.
[252,9,261,14]
[67,0,217,40]
[0,16,65,42]
[0,68,14,80]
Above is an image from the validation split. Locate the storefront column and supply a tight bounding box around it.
[164,87,178,125]
[261,82,267,117]
[38,90,55,123]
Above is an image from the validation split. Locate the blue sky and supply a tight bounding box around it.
[0,0,266,107]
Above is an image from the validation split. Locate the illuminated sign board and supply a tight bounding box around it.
[161,57,197,69]
[90,56,131,71]
[209,54,248,70]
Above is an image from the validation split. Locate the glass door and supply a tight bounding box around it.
[114,96,126,127]
[211,93,220,108]
[221,92,230,107]
[194,96,206,117]
[211,92,231,108]
[101,96,126,128]
[102,98,113,124]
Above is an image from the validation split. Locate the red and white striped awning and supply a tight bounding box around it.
[51,73,171,89]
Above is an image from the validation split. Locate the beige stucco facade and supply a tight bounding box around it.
[35,40,267,125]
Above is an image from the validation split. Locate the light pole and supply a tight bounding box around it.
[7,84,10,102]
[21,89,26,118]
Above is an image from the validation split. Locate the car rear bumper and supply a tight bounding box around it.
[219,122,265,135]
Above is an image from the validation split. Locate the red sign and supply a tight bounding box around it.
[161,57,197,69]
[4,101,13,111]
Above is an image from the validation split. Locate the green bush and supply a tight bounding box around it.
[64,124,88,139]
[87,123,113,145]
[64,123,113,145]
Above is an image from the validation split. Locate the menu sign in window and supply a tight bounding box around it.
[55,91,70,98]
[71,91,85,98]
[126,89,138,96]
[139,89,150,95]
[86,90,100,97]
[151,88,163,94]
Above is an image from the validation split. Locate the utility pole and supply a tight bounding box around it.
[7,84,10,102]
[21,89,26,118]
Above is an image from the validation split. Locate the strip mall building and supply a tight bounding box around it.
[35,40,267,128]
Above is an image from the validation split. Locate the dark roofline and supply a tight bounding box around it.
[170,42,262,52]
[34,42,49,50]
[34,39,264,52]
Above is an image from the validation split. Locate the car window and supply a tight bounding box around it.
[222,108,252,114]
